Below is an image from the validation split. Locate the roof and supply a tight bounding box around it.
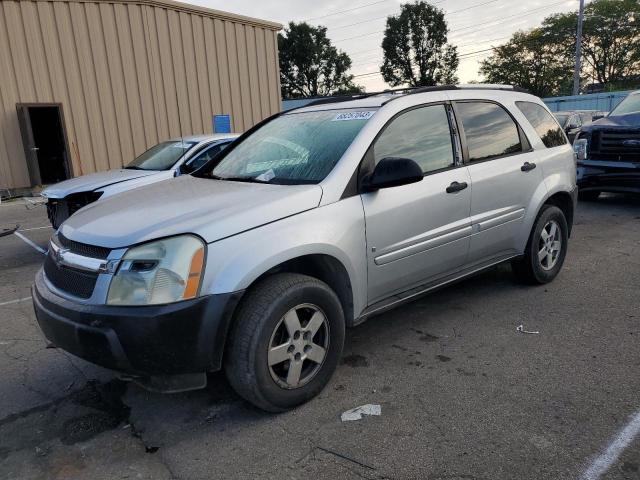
[38,0,282,30]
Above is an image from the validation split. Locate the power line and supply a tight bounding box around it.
[326,0,493,32]
[334,0,574,43]
[304,0,390,21]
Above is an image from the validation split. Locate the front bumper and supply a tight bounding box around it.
[32,269,243,376]
[577,160,640,193]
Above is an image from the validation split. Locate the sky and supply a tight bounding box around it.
[180,0,580,92]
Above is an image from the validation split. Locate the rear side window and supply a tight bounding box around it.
[373,104,454,174]
[516,101,567,148]
[456,102,523,162]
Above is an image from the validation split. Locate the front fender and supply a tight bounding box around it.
[201,196,368,318]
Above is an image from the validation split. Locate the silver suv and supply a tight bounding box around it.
[33,85,577,411]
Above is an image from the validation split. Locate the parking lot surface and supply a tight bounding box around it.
[0,196,638,480]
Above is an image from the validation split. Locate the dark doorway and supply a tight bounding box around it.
[16,104,72,186]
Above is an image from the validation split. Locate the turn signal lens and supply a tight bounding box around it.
[183,247,204,299]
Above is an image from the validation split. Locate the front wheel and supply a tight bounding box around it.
[512,205,568,284]
[224,273,345,412]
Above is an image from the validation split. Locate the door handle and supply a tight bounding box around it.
[521,162,536,172]
[446,181,468,193]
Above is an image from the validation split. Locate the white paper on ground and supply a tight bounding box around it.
[341,404,382,422]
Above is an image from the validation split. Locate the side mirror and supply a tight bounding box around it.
[566,123,579,131]
[364,157,423,191]
[592,114,604,121]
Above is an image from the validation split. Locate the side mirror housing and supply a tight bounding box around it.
[363,157,423,191]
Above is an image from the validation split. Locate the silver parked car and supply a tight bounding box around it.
[41,134,238,228]
[33,85,577,411]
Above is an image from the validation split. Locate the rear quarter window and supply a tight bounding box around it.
[516,101,567,148]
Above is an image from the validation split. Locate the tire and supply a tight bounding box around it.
[224,273,345,412]
[512,205,568,284]
[578,190,600,201]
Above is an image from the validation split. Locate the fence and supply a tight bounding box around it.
[542,90,633,113]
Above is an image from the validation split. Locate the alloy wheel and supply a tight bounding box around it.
[267,303,330,389]
[538,220,562,271]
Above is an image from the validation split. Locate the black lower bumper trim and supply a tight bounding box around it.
[577,162,640,193]
[33,269,243,375]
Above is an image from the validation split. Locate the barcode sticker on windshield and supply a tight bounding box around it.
[332,111,375,121]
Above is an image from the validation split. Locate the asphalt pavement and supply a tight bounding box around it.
[0,195,638,480]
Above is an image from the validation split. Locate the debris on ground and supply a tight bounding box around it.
[516,324,540,335]
[340,404,381,422]
[0,224,19,238]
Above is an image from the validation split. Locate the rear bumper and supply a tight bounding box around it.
[577,160,640,193]
[32,269,243,375]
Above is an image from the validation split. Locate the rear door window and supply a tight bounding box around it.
[516,101,567,148]
[455,101,523,162]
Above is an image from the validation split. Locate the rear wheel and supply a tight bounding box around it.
[578,190,600,201]
[224,273,345,412]
[512,205,568,284]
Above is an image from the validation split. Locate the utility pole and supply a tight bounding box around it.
[573,0,585,95]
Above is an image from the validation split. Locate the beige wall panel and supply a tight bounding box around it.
[224,21,244,132]
[167,9,192,136]
[69,2,110,172]
[265,30,280,114]
[202,18,223,121]
[126,4,157,148]
[155,8,182,138]
[148,6,172,140]
[191,15,213,133]
[113,3,146,155]
[213,18,233,121]
[52,1,94,175]
[3,2,36,101]
[84,2,122,170]
[235,24,254,129]
[244,26,262,124]
[140,5,166,143]
[20,2,53,101]
[255,28,271,120]
[99,2,134,166]
[180,11,202,134]
[0,5,23,187]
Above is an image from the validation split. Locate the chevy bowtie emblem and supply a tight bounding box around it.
[53,247,70,266]
[622,139,640,147]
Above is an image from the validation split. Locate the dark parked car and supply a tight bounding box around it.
[574,91,640,200]
[553,110,603,143]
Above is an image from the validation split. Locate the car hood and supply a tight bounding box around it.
[42,169,159,198]
[59,176,323,247]
[581,112,640,132]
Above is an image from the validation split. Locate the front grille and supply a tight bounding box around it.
[44,253,98,299]
[590,130,640,161]
[58,233,111,259]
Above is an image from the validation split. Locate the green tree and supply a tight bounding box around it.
[480,0,640,94]
[278,22,363,98]
[480,29,574,97]
[381,1,459,87]
[544,0,640,88]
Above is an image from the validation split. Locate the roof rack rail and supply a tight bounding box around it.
[288,83,530,111]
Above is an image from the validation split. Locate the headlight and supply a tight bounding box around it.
[107,235,205,306]
[573,138,588,161]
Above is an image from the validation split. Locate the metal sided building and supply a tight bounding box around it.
[0,0,282,192]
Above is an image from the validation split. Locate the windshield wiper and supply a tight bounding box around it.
[124,165,145,170]
[210,175,271,184]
